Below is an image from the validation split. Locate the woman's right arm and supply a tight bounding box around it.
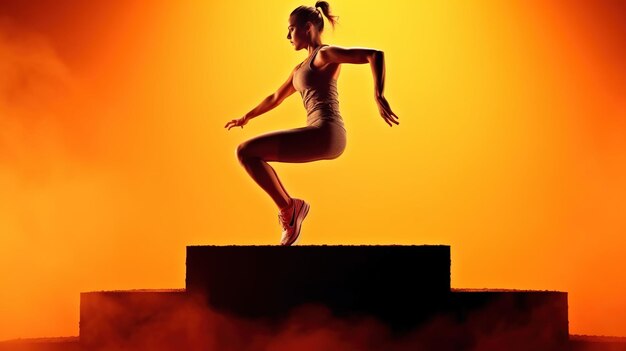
[225,65,299,130]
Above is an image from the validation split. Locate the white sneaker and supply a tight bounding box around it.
[278,198,310,246]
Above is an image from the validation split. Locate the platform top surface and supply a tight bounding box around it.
[81,289,185,295]
[452,288,567,294]
[187,244,450,247]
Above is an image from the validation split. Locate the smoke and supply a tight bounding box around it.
[0,293,626,351]
[82,295,391,351]
[0,15,96,182]
[0,17,74,111]
[80,291,569,351]
[0,15,117,342]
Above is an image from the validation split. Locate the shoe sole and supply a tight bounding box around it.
[284,200,310,246]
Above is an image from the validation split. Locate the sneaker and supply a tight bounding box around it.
[278,198,310,246]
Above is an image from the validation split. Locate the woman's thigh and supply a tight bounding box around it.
[237,122,346,163]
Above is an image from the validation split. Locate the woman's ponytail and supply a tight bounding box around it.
[314,1,339,30]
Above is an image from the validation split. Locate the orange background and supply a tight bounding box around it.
[1,0,624,340]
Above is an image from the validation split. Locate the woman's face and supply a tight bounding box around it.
[287,16,308,50]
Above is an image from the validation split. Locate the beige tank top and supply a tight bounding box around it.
[292,44,345,130]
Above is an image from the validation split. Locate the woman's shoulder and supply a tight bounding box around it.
[317,44,341,59]
[317,44,335,61]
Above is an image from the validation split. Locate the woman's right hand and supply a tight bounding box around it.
[225,116,250,130]
[375,95,400,127]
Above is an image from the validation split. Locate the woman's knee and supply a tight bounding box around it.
[236,140,271,164]
[237,133,286,163]
[236,142,252,164]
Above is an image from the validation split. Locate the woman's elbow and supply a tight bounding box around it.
[369,50,384,63]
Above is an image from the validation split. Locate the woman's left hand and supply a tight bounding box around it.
[375,95,400,127]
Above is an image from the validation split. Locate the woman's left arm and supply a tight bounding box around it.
[320,46,400,127]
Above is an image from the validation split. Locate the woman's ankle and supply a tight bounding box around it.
[279,197,293,211]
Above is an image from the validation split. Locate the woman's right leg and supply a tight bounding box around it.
[236,122,346,209]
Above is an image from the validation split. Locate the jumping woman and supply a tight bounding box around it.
[224,1,399,246]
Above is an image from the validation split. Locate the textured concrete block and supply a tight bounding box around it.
[74,246,583,350]
[186,245,451,328]
[443,289,569,351]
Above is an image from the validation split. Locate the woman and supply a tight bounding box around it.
[225,1,399,246]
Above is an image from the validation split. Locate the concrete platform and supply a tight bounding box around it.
[73,245,578,350]
[186,245,451,328]
[445,288,569,351]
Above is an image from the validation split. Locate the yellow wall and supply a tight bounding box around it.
[0,0,624,339]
